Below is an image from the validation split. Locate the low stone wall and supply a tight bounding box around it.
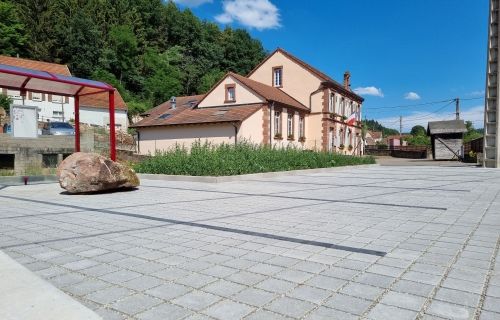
[365,147,429,159]
[0,133,93,175]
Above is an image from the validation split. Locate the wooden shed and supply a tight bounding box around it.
[427,120,467,160]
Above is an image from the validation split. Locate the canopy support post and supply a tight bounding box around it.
[75,95,80,152]
[109,90,116,161]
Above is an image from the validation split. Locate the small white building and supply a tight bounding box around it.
[0,56,128,130]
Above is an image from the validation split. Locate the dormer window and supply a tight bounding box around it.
[225,84,236,102]
[273,66,283,87]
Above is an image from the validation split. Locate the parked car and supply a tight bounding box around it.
[3,123,11,134]
[42,122,75,136]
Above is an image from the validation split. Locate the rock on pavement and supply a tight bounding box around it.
[57,152,139,194]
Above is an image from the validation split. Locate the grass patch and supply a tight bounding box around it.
[134,141,375,176]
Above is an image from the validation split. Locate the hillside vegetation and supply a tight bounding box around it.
[0,0,266,119]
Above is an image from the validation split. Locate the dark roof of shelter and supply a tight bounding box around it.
[427,120,467,135]
[131,94,262,128]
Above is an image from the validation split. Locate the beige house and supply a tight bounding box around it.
[132,48,364,155]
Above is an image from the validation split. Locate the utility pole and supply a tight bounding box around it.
[455,98,460,120]
[399,115,403,136]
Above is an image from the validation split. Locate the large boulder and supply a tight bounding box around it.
[57,152,140,194]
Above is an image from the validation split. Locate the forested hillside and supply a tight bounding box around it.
[0,0,267,117]
[362,119,400,137]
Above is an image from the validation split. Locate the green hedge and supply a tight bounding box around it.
[134,141,375,176]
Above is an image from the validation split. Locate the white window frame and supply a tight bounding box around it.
[273,67,282,87]
[7,89,22,100]
[31,92,42,101]
[287,113,294,138]
[299,116,305,138]
[52,95,63,103]
[274,111,282,136]
[329,93,335,113]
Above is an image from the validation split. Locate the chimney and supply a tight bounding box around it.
[170,96,176,109]
[343,71,351,89]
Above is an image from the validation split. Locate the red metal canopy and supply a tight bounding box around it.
[0,63,117,160]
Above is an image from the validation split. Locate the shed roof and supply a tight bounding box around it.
[427,120,467,135]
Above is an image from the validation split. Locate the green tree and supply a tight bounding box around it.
[197,69,225,93]
[464,121,483,142]
[0,94,12,110]
[410,125,426,136]
[405,135,430,146]
[0,0,27,56]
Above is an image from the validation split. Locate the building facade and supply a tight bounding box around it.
[133,48,364,155]
[0,56,129,130]
[485,0,500,167]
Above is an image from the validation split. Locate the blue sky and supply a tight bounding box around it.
[174,0,488,131]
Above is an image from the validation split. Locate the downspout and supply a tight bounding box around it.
[270,102,274,145]
[232,122,239,145]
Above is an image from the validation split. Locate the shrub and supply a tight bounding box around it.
[134,141,375,176]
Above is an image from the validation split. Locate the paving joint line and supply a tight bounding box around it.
[473,234,500,319]
[415,189,500,319]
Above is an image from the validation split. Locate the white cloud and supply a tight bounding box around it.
[215,0,281,30]
[376,105,484,132]
[404,92,421,100]
[353,86,384,97]
[173,0,213,7]
[469,90,485,97]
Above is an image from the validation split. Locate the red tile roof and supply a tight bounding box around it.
[368,131,383,139]
[247,48,363,102]
[131,95,261,128]
[0,55,127,111]
[227,72,308,112]
[0,55,71,76]
[79,90,127,111]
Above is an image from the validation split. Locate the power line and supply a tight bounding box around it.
[364,96,484,110]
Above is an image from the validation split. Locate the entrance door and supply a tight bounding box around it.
[328,128,334,152]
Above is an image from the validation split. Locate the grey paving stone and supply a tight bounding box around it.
[176,273,217,289]
[355,272,395,288]
[367,303,418,320]
[245,310,291,320]
[136,303,192,320]
[434,287,480,308]
[226,271,267,286]
[109,293,162,315]
[304,306,357,320]
[287,285,331,304]
[145,282,192,300]
[99,269,142,284]
[64,278,111,296]
[121,275,164,291]
[479,310,500,320]
[427,300,473,319]
[379,291,426,311]
[339,282,385,300]
[202,279,246,297]
[483,296,500,313]
[232,288,277,307]
[392,279,435,297]
[85,286,132,305]
[203,300,255,320]
[173,290,222,311]
[255,278,297,294]
[265,296,315,319]
[305,275,345,291]
[247,263,284,276]
[275,269,315,283]
[201,265,238,278]
[324,293,372,315]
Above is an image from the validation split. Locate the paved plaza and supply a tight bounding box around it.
[0,165,499,320]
